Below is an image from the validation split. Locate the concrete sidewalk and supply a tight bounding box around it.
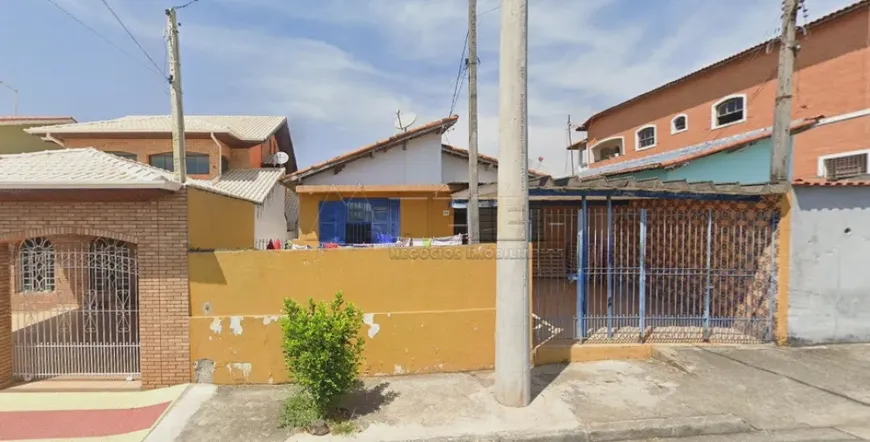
[174,344,870,442]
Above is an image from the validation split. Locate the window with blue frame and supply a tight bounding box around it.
[318,199,400,245]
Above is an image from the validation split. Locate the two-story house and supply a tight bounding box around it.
[25,115,299,245]
[566,0,870,347]
[0,116,75,154]
[569,0,870,185]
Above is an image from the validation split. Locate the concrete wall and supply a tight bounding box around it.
[302,133,443,186]
[788,186,870,345]
[625,139,774,184]
[295,190,454,246]
[187,188,255,250]
[254,185,288,243]
[440,152,500,183]
[187,245,497,384]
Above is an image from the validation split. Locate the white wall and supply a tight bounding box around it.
[440,152,500,183]
[789,186,870,345]
[303,132,443,186]
[255,185,289,243]
[285,187,299,239]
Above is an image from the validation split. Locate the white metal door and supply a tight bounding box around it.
[11,237,140,380]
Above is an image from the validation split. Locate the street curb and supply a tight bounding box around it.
[144,383,217,442]
[402,414,751,442]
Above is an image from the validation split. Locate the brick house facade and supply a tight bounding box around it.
[0,192,189,389]
[0,147,291,390]
[573,1,870,182]
[25,115,298,181]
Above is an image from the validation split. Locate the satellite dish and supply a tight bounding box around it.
[394,110,417,131]
[269,152,290,165]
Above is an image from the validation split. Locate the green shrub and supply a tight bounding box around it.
[280,291,365,417]
[277,390,319,429]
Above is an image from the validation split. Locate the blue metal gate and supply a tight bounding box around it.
[532,198,778,345]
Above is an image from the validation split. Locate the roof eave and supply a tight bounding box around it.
[0,181,182,191]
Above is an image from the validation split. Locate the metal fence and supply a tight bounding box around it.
[12,237,140,380]
[532,201,778,345]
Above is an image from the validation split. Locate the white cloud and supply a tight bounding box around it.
[48,0,858,176]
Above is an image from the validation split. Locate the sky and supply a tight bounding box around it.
[0,0,857,177]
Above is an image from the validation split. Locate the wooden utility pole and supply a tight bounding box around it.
[166,7,187,182]
[494,0,530,408]
[467,0,480,244]
[770,0,800,183]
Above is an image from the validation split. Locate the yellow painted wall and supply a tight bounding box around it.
[187,188,255,250]
[188,245,496,384]
[296,191,454,246]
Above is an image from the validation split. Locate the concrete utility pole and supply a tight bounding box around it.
[770,0,799,183]
[494,0,531,408]
[0,81,19,116]
[166,7,187,182]
[467,0,480,244]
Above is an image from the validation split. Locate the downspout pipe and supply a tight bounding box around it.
[210,132,222,180]
[43,133,64,147]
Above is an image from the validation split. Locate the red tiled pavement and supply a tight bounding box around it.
[0,402,169,440]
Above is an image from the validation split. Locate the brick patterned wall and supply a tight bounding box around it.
[585,5,870,177]
[62,137,274,180]
[0,246,9,388]
[0,190,190,389]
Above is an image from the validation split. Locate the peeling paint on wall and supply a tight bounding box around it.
[363,313,380,339]
[210,317,223,334]
[263,315,281,325]
[226,362,252,378]
[229,316,244,335]
[393,364,406,375]
[194,359,216,383]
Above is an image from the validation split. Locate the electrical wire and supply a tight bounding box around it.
[44,0,166,80]
[99,0,166,77]
[174,0,202,9]
[447,30,470,117]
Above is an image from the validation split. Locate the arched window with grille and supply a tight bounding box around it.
[89,238,135,299]
[19,237,55,292]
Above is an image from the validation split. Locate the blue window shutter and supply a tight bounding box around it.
[389,199,400,239]
[318,201,347,244]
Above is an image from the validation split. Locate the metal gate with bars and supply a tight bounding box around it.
[532,200,778,345]
[11,237,140,380]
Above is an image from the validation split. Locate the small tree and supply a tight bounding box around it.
[280,291,365,418]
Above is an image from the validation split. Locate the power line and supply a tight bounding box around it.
[447,30,470,116]
[174,0,202,9]
[44,0,165,79]
[99,0,166,77]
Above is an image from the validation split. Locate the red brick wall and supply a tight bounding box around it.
[585,5,870,179]
[0,190,189,389]
[792,114,870,179]
[0,247,10,388]
[62,136,278,179]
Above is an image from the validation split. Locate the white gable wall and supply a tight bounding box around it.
[441,153,499,183]
[303,132,443,186]
[255,184,289,243]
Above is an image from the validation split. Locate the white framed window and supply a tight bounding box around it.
[588,136,624,163]
[817,149,870,180]
[19,237,55,293]
[635,125,656,151]
[711,94,747,129]
[671,114,688,134]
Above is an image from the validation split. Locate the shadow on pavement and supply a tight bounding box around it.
[336,382,400,419]
[531,363,570,403]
